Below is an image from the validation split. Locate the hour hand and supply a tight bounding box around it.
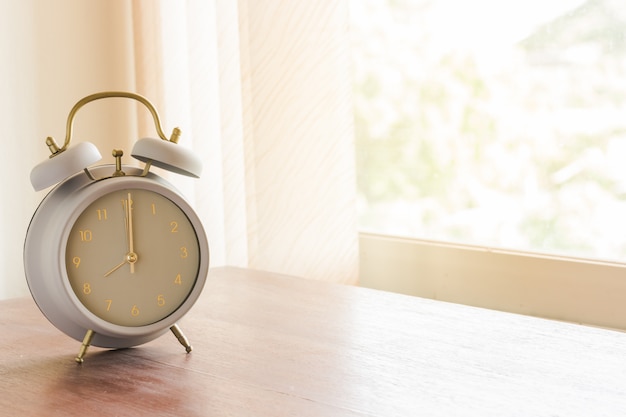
[104,253,138,277]
[104,258,126,277]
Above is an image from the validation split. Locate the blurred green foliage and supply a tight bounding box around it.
[352,0,626,260]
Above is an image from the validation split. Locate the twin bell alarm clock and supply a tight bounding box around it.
[24,91,210,363]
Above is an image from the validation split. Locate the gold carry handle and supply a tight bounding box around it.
[45,91,181,156]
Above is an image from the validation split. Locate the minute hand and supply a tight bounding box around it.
[127,192,136,273]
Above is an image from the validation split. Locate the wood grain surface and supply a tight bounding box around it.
[1,267,626,416]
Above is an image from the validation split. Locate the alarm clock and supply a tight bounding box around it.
[24,92,210,363]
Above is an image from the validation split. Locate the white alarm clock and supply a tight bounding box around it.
[24,92,209,363]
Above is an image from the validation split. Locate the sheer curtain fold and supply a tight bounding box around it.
[238,0,358,283]
[131,0,359,284]
[131,0,227,266]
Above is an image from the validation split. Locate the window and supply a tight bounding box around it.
[351,0,626,330]
[352,0,626,262]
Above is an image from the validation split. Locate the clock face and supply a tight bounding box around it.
[65,188,200,327]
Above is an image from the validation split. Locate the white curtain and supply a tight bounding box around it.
[0,0,140,298]
[0,0,358,299]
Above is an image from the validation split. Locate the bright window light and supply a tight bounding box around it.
[351,0,626,261]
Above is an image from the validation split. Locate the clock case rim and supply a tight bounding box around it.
[24,165,210,349]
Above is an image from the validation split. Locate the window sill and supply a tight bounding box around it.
[359,232,626,331]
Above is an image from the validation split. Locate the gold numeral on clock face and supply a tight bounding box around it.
[79,230,93,242]
[180,247,188,258]
[73,257,81,268]
[105,299,112,311]
[174,274,182,285]
[157,294,165,306]
[131,305,140,316]
[121,199,133,210]
[170,221,178,233]
[151,203,157,215]
[96,209,108,221]
[83,283,92,295]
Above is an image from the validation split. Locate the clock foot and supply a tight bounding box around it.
[75,329,95,364]
[170,324,193,353]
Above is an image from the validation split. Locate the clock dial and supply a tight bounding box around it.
[65,188,200,327]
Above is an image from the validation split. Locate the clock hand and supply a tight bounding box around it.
[104,258,127,277]
[108,193,138,278]
[104,252,138,277]
[126,192,136,273]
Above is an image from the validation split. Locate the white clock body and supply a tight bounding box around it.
[24,165,209,349]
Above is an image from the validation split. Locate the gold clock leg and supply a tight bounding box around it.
[75,329,95,364]
[170,324,193,353]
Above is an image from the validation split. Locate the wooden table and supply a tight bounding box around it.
[1,267,626,416]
